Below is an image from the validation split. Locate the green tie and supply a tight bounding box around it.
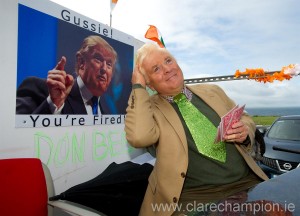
[174,93,226,163]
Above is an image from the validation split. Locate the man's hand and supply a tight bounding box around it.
[46,56,74,108]
[224,121,249,143]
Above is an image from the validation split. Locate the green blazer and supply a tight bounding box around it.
[125,84,268,216]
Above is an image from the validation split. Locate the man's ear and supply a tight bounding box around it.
[76,53,85,70]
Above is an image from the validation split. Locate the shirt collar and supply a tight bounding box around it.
[162,85,193,103]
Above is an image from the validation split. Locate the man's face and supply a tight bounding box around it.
[79,44,115,96]
[142,49,184,96]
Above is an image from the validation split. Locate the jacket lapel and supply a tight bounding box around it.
[64,80,87,114]
[153,96,188,154]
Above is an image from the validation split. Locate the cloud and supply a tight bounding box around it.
[218,78,300,108]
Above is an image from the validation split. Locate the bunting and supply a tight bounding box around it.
[144,25,165,48]
[110,0,118,13]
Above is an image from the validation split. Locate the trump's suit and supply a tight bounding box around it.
[16,76,111,114]
[125,84,269,216]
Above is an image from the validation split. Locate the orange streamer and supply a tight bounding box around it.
[234,64,294,83]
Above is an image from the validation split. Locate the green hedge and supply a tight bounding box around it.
[251,116,279,126]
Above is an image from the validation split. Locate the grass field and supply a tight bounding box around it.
[252,115,279,126]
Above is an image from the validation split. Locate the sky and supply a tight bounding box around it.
[51,0,300,108]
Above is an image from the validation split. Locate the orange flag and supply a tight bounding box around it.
[144,25,165,48]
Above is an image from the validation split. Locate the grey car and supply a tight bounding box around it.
[258,115,300,178]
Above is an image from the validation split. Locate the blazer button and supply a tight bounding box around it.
[173,197,178,203]
[181,172,186,178]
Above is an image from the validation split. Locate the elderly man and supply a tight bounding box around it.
[125,43,268,215]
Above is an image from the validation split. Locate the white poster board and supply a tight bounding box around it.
[1,0,145,194]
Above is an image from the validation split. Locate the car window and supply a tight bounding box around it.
[267,119,300,141]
